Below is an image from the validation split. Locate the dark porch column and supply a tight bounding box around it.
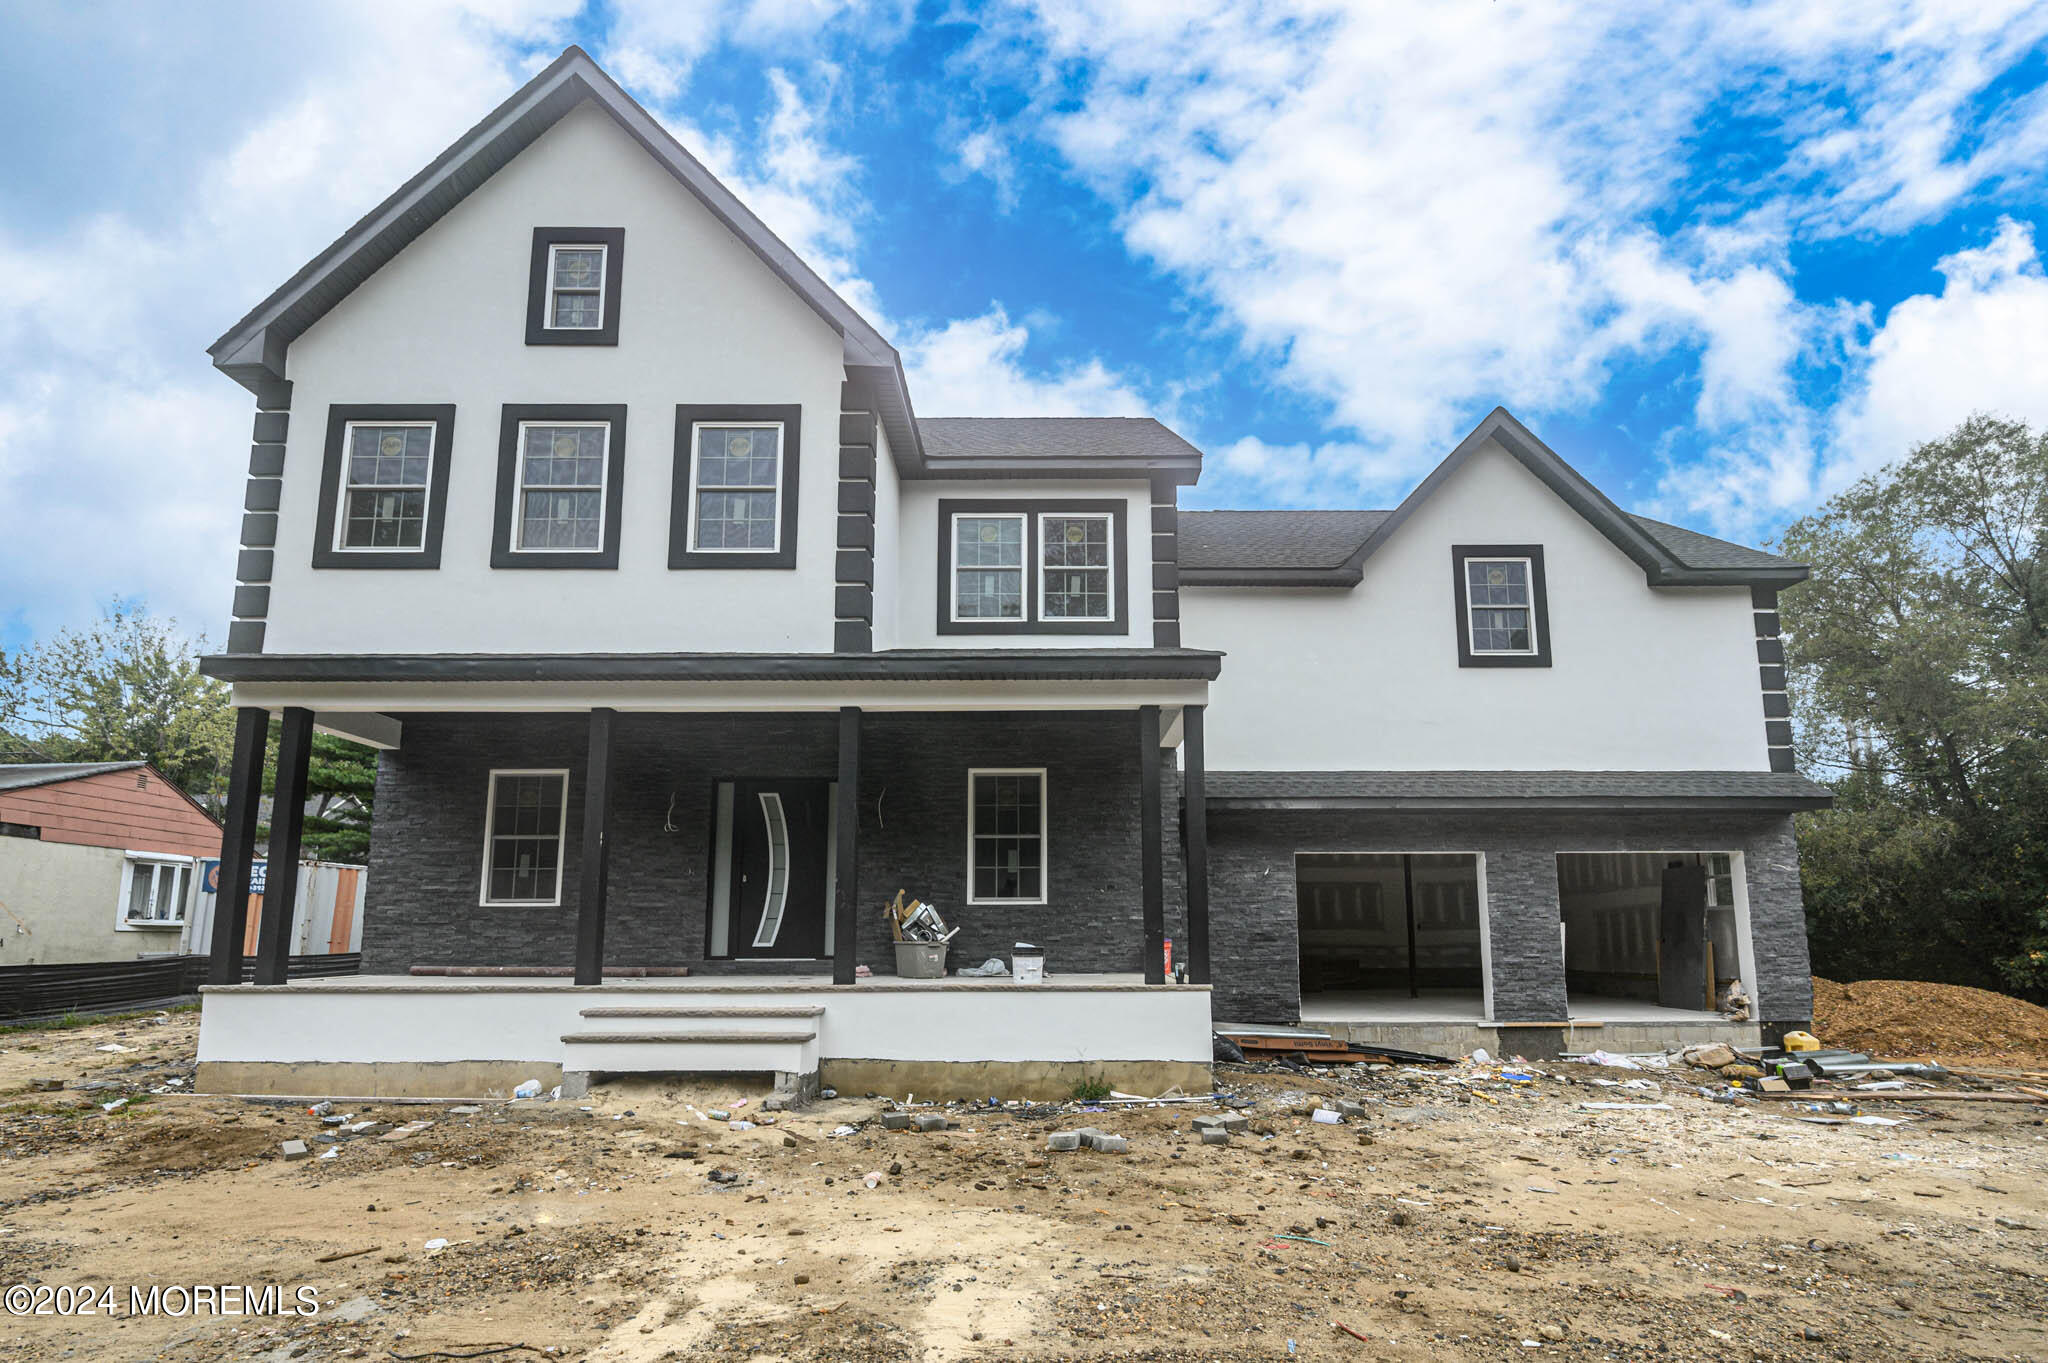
[251,706,313,986]
[1182,704,1210,985]
[832,706,861,984]
[207,706,270,985]
[1139,704,1166,984]
[574,707,616,987]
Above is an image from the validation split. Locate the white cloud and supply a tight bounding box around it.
[601,0,911,99]
[898,306,1151,418]
[1829,217,2048,480]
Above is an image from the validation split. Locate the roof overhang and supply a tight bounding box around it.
[201,649,1223,686]
[207,45,923,468]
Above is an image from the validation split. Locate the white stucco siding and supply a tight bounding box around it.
[1184,439,1769,771]
[266,100,847,654]
[891,479,1154,649]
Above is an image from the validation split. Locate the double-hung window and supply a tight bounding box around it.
[526,227,624,346]
[939,499,1127,634]
[670,405,802,569]
[1452,544,1551,667]
[314,406,457,569]
[967,769,1047,905]
[491,405,627,568]
[480,770,569,907]
[119,856,191,929]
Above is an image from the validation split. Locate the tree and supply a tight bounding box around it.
[1780,414,2048,998]
[0,600,237,806]
[262,727,378,863]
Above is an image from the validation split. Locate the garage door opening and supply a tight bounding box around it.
[1296,853,1486,1020]
[1555,852,1751,1017]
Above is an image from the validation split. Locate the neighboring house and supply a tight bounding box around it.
[192,48,1824,1100]
[0,762,220,964]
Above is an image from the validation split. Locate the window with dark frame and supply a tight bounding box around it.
[954,514,1026,619]
[515,423,609,550]
[525,227,624,346]
[1040,513,1112,619]
[481,770,568,906]
[968,769,1046,904]
[1451,544,1551,667]
[545,244,607,330]
[938,499,1128,635]
[690,423,784,551]
[337,423,434,550]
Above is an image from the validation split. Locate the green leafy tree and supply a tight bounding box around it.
[261,726,378,863]
[1780,414,2048,997]
[0,601,236,806]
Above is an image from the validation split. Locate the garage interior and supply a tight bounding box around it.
[1295,852,1486,1019]
[1556,852,1743,1015]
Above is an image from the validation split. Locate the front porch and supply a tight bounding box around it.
[196,973,1214,1101]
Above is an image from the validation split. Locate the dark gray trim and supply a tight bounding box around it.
[1452,544,1552,668]
[254,380,294,412]
[1769,748,1797,774]
[1754,610,1780,635]
[839,443,875,480]
[836,515,874,550]
[525,227,624,346]
[834,584,874,620]
[207,708,269,985]
[669,404,801,570]
[1151,589,1179,621]
[1150,481,1179,650]
[1182,704,1209,984]
[1150,505,1177,534]
[253,707,314,986]
[1757,637,1785,665]
[490,404,628,569]
[834,550,873,585]
[237,549,274,583]
[1153,621,1181,647]
[1760,663,1786,691]
[1762,692,1791,719]
[224,621,267,654]
[1152,562,1179,591]
[249,444,286,477]
[833,622,873,654]
[574,708,616,985]
[311,404,457,569]
[243,477,281,512]
[199,648,1226,684]
[252,411,288,444]
[935,498,1130,637]
[232,585,271,618]
[832,707,861,984]
[837,481,875,515]
[241,513,277,547]
[1139,705,1165,985]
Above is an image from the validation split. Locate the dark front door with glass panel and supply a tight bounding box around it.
[716,780,832,959]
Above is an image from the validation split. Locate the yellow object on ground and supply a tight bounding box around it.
[1781,1030,1820,1052]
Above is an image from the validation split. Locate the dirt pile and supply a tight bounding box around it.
[1812,975,2048,1064]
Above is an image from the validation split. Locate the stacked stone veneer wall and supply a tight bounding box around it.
[362,711,1186,980]
[1206,807,1810,1028]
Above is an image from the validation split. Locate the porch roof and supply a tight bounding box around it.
[201,648,1223,685]
[1204,769,1834,811]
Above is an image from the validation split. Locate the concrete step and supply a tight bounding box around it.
[559,1028,819,1078]
[561,1030,816,1045]
[577,1006,825,1020]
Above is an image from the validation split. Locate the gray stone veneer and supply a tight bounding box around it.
[361,711,1183,979]
[1206,807,1811,1028]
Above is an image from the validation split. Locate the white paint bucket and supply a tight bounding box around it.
[1012,943,1044,984]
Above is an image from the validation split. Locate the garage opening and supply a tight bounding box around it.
[1555,852,1747,1016]
[1296,853,1486,1019]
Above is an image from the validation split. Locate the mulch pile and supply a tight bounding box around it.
[1811,976,2048,1066]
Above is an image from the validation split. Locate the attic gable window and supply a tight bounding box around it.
[1452,544,1552,668]
[526,227,624,346]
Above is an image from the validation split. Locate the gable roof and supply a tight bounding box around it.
[0,761,148,794]
[208,45,924,469]
[915,417,1203,483]
[1179,408,1806,589]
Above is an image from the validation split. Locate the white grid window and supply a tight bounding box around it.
[337,423,435,550]
[1040,513,1113,620]
[954,514,1027,619]
[120,857,191,927]
[515,423,609,550]
[546,244,606,329]
[1464,557,1536,654]
[480,770,569,906]
[689,423,783,551]
[967,768,1046,904]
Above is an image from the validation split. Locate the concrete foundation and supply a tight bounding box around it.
[818,1058,1212,1102]
[196,1059,563,1101]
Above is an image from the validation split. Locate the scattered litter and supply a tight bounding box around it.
[423,1238,449,1251]
[1311,1108,1343,1124]
[101,1098,127,1113]
[1578,1102,1674,1111]
[956,957,1009,977]
[94,1043,131,1053]
[512,1079,543,1100]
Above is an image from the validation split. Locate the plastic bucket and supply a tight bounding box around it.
[894,941,948,979]
[1012,943,1044,984]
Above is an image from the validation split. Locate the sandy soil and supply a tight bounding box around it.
[1,1011,2045,1362]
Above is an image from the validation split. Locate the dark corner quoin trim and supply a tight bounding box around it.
[490,404,628,569]
[312,404,457,569]
[1451,544,1552,669]
[525,227,625,346]
[936,498,1130,637]
[670,404,802,570]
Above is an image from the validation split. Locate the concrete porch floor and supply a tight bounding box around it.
[1286,987,1758,1058]
[1296,989,1728,1027]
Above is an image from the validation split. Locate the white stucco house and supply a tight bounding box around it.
[193,47,1826,1099]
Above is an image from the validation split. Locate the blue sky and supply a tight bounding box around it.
[3,1,2047,656]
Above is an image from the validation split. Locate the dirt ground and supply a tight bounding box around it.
[2,1010,2045,1362]
[1810,978,2048,1067]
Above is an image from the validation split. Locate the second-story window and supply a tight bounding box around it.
[492,404,627,569]
[313,405,457,569]
[938,499,1128,636]
[1451,544,1551,667]
[526,227,624,346]
[669,404,802,570]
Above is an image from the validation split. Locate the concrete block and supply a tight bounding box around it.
[881,1113,913,1130]
[279,1140,309,1161]
[1192,1114,1248,1134]
[1046,1132,1082,1151]
[912,1113,948,1132]
[1199,1128,1230,1145]
[1335,1100,1367,1120]
[1086,1134,1128,1154]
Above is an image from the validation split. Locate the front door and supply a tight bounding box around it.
[726,779,832,959]
[1656,863,1709,1011]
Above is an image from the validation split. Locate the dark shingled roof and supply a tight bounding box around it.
[1176,508,1797,578]
[0,761,147,793]
[1205,769,1833,809]
[917,417,1204,469]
